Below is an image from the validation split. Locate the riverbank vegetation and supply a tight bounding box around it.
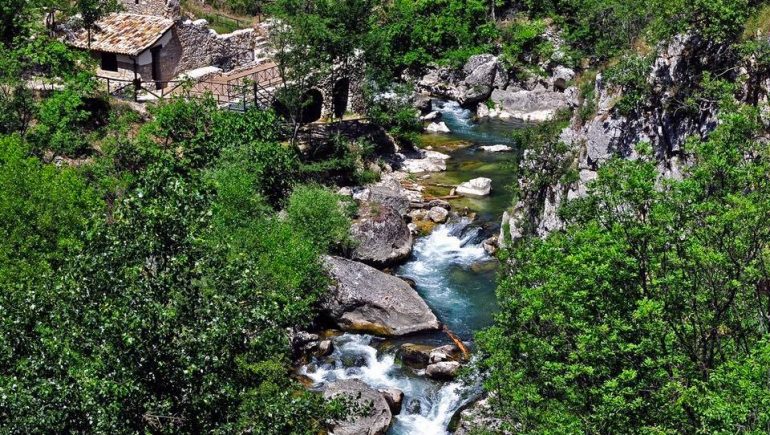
[1,7,364,429]
[3,0,770,432]
[479,1,770,432]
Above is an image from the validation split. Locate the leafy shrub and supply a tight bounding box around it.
[0,85,35,135]
[286,184,354,253]
[28,89,98,156]
[499,17,552,71]
[603,53,654,115]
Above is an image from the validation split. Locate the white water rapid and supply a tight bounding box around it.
[300,219,491,434]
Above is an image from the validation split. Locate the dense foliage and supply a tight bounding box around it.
[479,106,770,433]
[0,90,361,431]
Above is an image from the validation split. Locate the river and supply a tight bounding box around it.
[301,100,522,434]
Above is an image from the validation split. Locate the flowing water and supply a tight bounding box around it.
[301,100,522,434]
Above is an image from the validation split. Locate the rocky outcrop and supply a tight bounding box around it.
[324,380,392,435]
[480,83,577,122]
[418,51,578,122]
[350,202,412,266]
[418,54,508,105]
[322,256,440,336]
[501,34,749,244]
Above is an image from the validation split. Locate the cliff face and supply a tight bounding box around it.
[502,34,770,243]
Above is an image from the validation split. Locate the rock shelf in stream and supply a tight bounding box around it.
[322,256,440,336]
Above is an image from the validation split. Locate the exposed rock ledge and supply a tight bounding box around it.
[322,256,440,336]
[418,53,578,122]
[324,380,392,435]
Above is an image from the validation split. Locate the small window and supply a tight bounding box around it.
[101,52,118,72]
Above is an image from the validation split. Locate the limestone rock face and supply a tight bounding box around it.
[350,203,412,267]
[502,34,729,246]
[457,177,492,197]
[324,380,393,435]
[322,256,440,336]
[487,87,573,122]
[418,54,508,105]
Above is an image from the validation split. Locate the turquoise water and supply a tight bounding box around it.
[301,100,522,434]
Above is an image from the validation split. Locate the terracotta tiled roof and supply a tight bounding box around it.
[67,13,174,56]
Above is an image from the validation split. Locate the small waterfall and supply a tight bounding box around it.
[300,334,481,435]
[434,100,474,133]
[301,219,494,434]
[398,218,496,338]
[432,99,521,145]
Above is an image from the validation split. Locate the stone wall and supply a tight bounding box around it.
[315,56,367,118]
[158,32,183,82]
[174,20,257,74]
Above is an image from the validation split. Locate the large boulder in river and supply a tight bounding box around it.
[322,256,441,336]
[456,177,492,197]
[426,361,461,380]
[324,380,392,435]
[379,388,404,415]
[351,202,412,266]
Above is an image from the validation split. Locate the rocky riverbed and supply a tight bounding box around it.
[290,97,524,434]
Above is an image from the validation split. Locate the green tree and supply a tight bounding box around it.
[77,0,118,48]
[478,105,770,433]
[1,98,351,432]
[286,184,353,253]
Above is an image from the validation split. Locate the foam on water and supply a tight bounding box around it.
[300,334,480,435]
[432,99,522,145]
[397,218,494,337]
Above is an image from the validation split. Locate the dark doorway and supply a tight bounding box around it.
[150,46,162,89]
[332,78,349,118]
[300,89,323,123]
[100,52,118,72]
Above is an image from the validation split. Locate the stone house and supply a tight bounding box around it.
[64,0,263,90]
[67,13,180,88]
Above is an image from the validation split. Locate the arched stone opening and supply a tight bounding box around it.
[332,78,350,118]
[300,89,323,123]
